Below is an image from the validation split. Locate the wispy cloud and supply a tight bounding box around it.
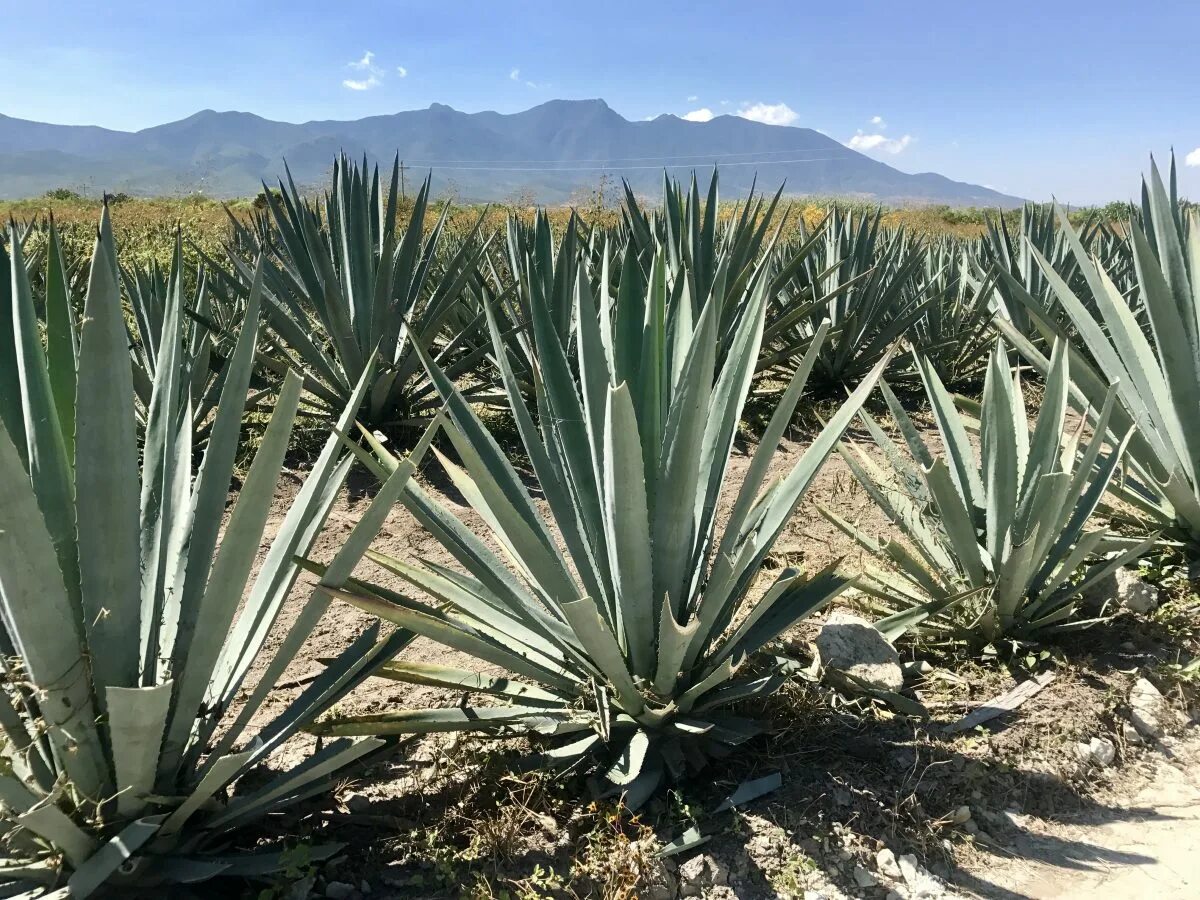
[870,114,885,127]
[683,107,714,122]
[396,65,408,78]
[847,131,913,154]
[687,94,698,102]
[511,67,545,88]
[343,49,383,91]
[736,102,798,126]
[1186,147,1200,167]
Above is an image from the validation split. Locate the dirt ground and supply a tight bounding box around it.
[216,408,1200,900]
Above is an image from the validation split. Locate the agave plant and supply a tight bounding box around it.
[226,153,491,431]
[309,245,891,807]
[759,208,932,389]
[623,171,788,332]
[466,207,608,402]
[907,237,997,387]
[820,340,1155,646]
[0,211,427,895]
[994,157,1200,543]
[124,233,262,441]
[984,201,1135,351]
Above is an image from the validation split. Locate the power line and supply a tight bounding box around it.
[393,146,856,166]
[403,156,852,173]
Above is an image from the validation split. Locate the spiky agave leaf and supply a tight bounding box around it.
[310,238,892,807]
[995,155,1200,544]
[122,231,265,444]
[0,211,433,896]
[820,339,1156,646]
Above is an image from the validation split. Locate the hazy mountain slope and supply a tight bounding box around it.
[0,100,1022,206]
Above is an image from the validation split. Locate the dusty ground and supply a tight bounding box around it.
[210,405,1199,900]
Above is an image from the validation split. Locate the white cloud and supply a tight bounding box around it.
[343,49,383,91]
[720,99,730,106]
[396,65,407,78]
[509,67,520,80]
[870,115,885,127]
[736,102,799,126]
[343,75,380,90]
[1186,147,1200,167]
[847,131,913,154]
[687,94,698,102]
[683,107,715,122]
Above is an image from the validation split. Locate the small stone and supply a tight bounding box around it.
[678,854,727,896]
[963,820,979,835]
[803,891,828,900]
[1123,721,1144,745]
[1129,677,1171,739]
[359,881,371,895]
[876,848,903,880]
[1086,568,1160,615]
[948,805,971,824]
[817,609,905,692]
[342,792,371,814]
[1075,736,1117,768]
[324,882,356,900]
[853,864,878,887]
[898,853,946,898]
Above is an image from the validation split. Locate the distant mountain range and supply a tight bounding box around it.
[0,99,1022,207]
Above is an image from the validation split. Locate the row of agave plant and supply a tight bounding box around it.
[0,151,1193,895]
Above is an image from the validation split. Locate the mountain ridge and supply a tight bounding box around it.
[0,99,1022,206]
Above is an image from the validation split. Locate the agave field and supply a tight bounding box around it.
[0,153,1198,899]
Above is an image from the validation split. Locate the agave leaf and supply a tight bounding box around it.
[108,683,173,817]
[75,207,141,694]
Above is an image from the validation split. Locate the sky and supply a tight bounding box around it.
[2,0,1197,204]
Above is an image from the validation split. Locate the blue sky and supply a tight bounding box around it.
[4,0,1198,204]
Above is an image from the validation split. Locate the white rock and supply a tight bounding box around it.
[1129,677,1171,739]
[1086,568,1160,615]
[817,610,904,692]
[876,848,903,880]
[948,805,971,824]
[899,854,946,898]
[678,854,728,896]
[853,864,878,887]
[1122,721,1144,745]
[1075,736,1117,768]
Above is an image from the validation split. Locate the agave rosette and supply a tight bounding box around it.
[821,340,1155,645]
[310,243,890,806]
[0,210,430,895]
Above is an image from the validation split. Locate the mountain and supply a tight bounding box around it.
[0,100,1022,207]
